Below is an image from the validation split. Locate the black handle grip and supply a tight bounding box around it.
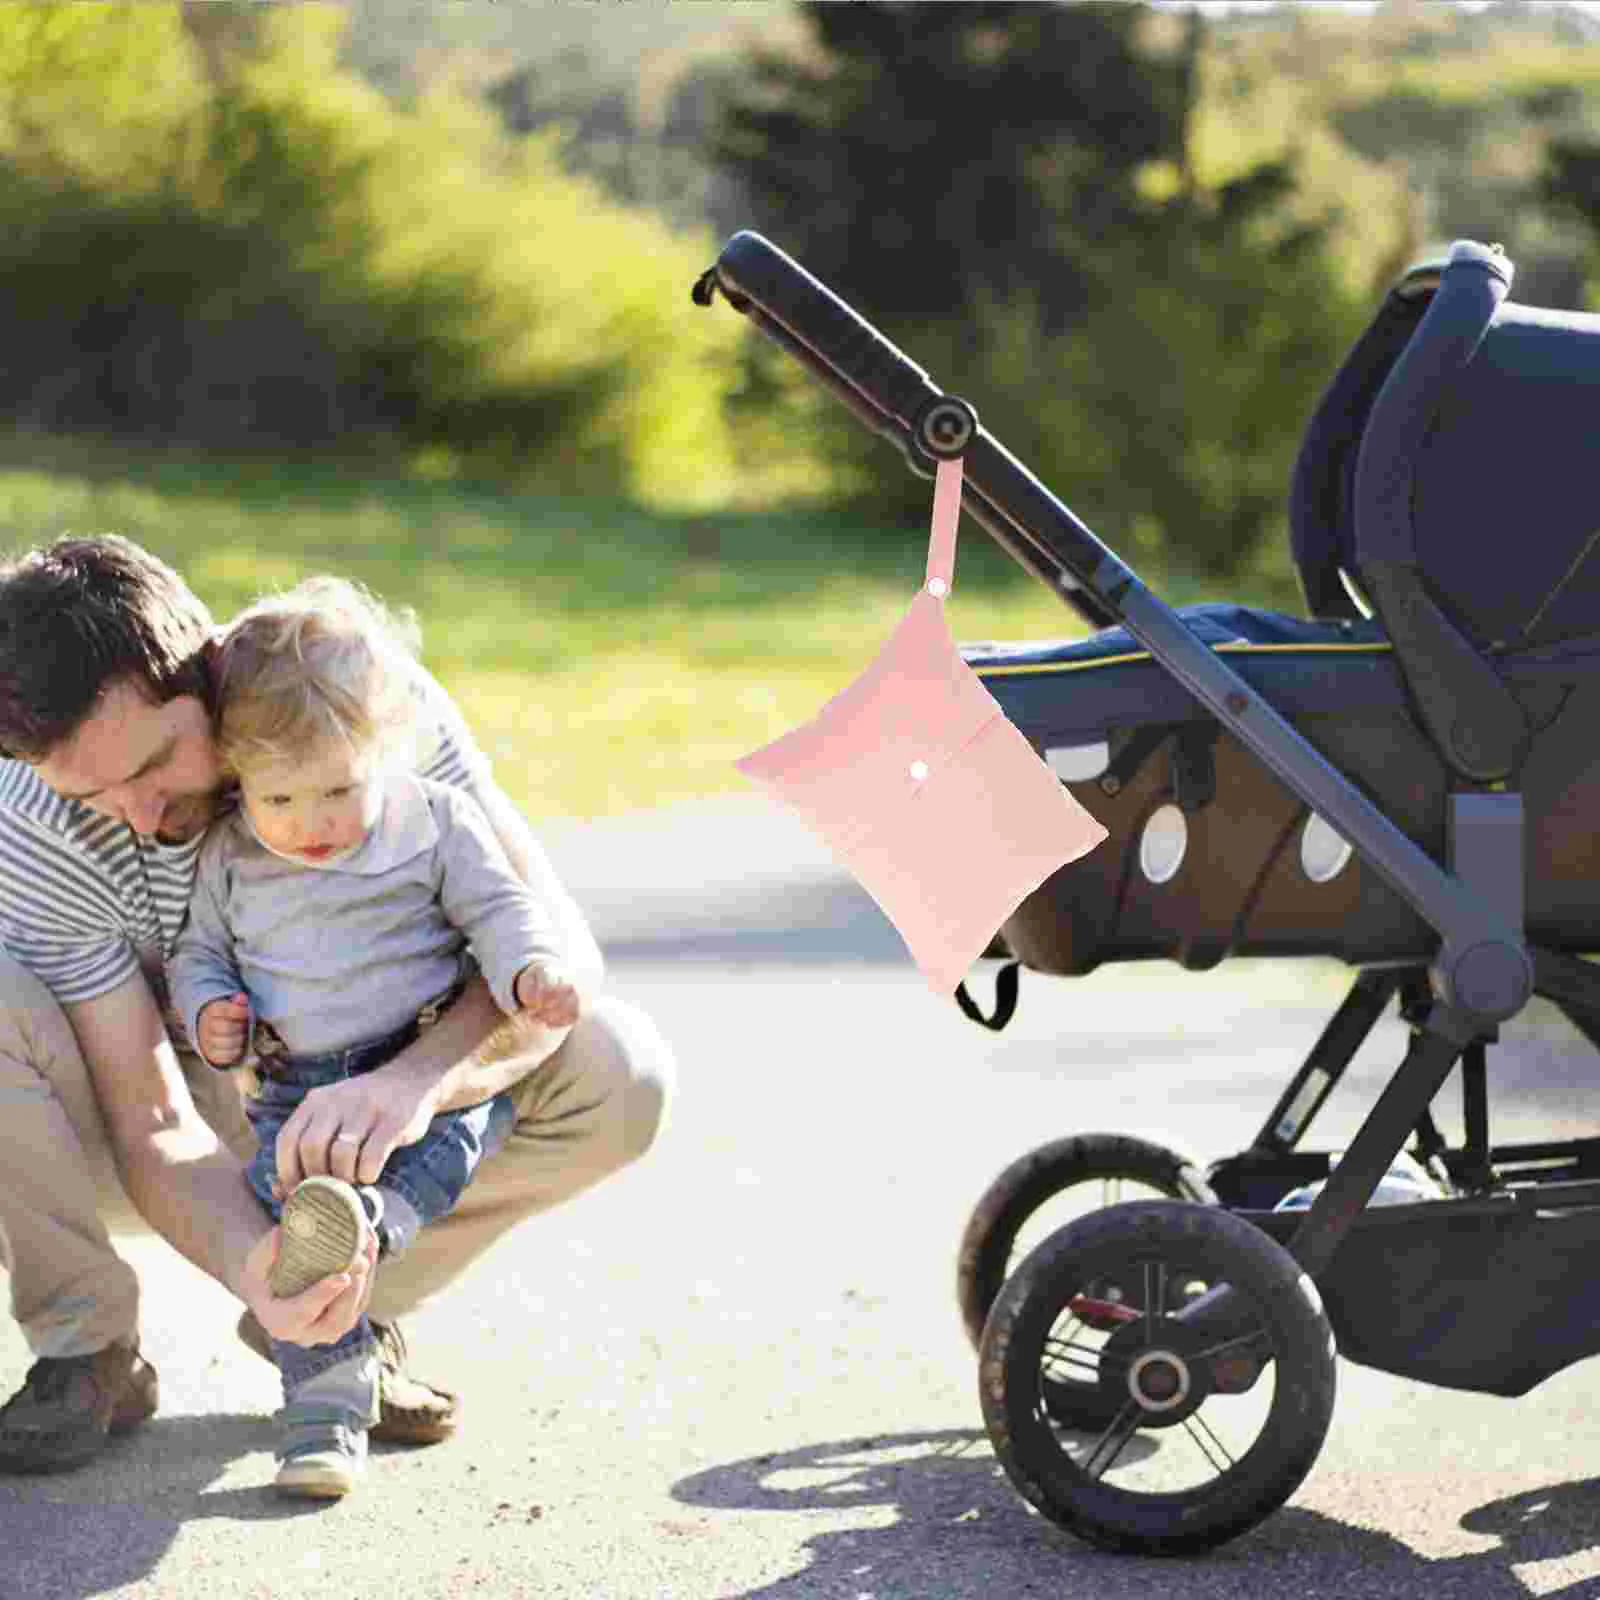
[695,231,952,470]
[694,231,1121,626]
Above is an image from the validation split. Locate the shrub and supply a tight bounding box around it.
[0,3,833,512]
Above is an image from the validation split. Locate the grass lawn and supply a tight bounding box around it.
[0,436,1294,822]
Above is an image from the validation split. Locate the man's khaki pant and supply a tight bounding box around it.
[0,948,674,1359]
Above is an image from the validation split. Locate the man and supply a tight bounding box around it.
[0,534,674,1473]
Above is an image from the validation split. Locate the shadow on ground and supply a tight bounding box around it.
[673,1429,1600,1600]
[0,1412,355,1600]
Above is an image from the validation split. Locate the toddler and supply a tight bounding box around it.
[169,576,580,1499]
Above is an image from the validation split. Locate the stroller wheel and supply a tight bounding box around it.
[979,1199,1336,1556]
[957,1133,1218,1352]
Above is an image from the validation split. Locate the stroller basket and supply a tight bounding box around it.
[1248,1187,1600,1398]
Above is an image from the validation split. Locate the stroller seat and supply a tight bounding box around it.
[967,606,1600,976]
[966,603,1401,744]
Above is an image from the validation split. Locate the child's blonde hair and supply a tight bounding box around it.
[214,576,422,778]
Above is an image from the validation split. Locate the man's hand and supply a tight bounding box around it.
[514,962,581,1028]
[239,1222,378,1347]
[196,993,248,1067]
[274,1060,442,1193]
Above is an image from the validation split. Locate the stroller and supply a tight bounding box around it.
[692,233,1600,1555]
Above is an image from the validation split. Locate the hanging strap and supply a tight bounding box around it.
[954,961,1021,1031]
[925,456,963,597]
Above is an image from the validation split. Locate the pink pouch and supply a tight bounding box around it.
[736,457,1109,994]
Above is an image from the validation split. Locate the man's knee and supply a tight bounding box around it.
[580,995,674,1166]
[0,947,108,1157]
[0,947,139,1230]
[516,994,674,1170]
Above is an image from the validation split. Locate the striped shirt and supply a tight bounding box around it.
[0,663,488,1010]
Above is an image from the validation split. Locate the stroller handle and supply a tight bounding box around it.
[693,232,1124,629]
[693,231,1533,1028]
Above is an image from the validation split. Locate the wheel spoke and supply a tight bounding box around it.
[1044,1326,1135,1379]
[1143,1260,1167,1339]
[1043,1354,1099,1383]
[1081,1401,1143,1481]
[1042,1313,1090,1362]
[1043,1332,1119,1382]
[1190,1326,1272,1366]
[1183,1408,1237,1475]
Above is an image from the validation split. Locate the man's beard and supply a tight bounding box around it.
[152,789,223,845]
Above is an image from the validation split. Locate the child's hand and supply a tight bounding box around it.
[514,962,581,1028]
[197,993,249,1066]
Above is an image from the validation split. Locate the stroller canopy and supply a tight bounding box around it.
[1292,283,1600,654]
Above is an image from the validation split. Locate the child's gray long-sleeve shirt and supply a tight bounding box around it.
[168,773,568,1058]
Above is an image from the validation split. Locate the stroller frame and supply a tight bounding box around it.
[693,232,1600,1551]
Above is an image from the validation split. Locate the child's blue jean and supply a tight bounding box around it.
[244,1018,516,1393]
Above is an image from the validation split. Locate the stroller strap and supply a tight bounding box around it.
[925,457,962,596]
[955,962,1021,1032]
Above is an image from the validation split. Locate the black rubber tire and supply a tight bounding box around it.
[979,1199,1337,1557]
[957,1133,1218,1350]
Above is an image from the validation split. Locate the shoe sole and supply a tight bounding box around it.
[0,1431,132,1475]
[274,1459,356,1499]
[369,1403,458,1447]
[270,1177,368,1299]
[0,1404,152,1473]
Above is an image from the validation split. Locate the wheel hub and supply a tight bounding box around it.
[1100,1319,1216,1429]
[1128,1349,1191,1412]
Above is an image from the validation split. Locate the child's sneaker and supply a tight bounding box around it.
[273,1344,380,1500]
[274,1403,369,1499]
[270,1176,369,1298]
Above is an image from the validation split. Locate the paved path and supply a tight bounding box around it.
[6,797,1600,1599]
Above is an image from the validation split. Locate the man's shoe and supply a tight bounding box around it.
[236,1311,458,1446]
[0,1339,158,1474]
[367,1320,458,1446]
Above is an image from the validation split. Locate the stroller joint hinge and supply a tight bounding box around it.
[1431,793,1530,1027]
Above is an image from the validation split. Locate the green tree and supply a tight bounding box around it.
[179,0,266,88]
[1538,133,1600,301]
[1056,162,1366,581]
[698,2,1366,583]
[0,1,822,512]
[1201,0,1600,308]
[707,1,1185,328]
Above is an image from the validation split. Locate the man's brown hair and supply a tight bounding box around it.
[0,535,215,760]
